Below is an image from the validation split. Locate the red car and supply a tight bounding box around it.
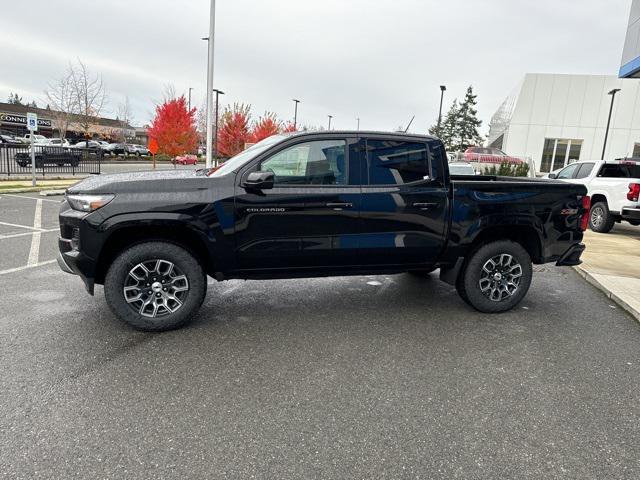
[463,147,524,165]
[175,154,198,165]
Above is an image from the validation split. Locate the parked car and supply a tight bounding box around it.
[448,162,477,175]
[131,144,151,156]
[464,147,524,165]
[46,138,71,148]
[175,154,198,165]
[58,131,589,331]
[73,140,102,149]
[549,158,640,232]
[15,146,82,167]
[22,133,47,144]
[0,132,23,145]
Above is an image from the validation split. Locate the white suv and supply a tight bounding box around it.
[549,159,640,232]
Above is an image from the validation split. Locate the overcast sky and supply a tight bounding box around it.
[0,0,632,134]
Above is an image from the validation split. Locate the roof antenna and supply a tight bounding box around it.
[404,115,415,133]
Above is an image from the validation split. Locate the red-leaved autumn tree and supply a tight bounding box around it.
[217,103,251,157]
[281,121,297,133]
[251,112,281,143]
[147,96,198,157]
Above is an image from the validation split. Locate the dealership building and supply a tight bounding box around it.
[487,73,639,174]
[621,0,640,78]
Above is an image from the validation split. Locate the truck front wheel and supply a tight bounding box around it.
[457,240,532,313]
[104,241,207,331]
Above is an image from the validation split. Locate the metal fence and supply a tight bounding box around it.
[0,144,102,176]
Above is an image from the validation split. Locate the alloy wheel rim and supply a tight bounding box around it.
[123,259,189,317]
[591,207,604,228]
[478,254,523,302]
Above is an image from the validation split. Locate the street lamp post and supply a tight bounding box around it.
[601,88,621,160]
[437,85,447,133]
[204,0,216,168]
[356,117,360,131]
[327,115,333,130]
[292,99,300,129]
[212,88,224,165]
[187,87,193,111]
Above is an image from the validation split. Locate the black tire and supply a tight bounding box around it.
[104,241,207,331]
[457,240,532,313]
[589,201,615,233]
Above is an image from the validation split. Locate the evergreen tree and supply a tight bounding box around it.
[454,86,483,151]
[7,92,23,105]
[429,100,459,152]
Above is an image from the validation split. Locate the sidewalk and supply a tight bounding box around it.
[575,223,640,323]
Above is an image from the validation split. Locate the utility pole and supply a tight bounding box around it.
[356,117,360,131]
[212,88,224,166]
[327,115,333,130]
[437,85,446,133]
[293,99,300,129]
[188,87,193,111]
[601,88,621,160]
[204,0,216,168]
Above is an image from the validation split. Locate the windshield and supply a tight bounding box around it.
[209,134,287,177]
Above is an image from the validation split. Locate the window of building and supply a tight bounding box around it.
[540,138,583,172]
[259,140,347,185]
[366,140,429,185]
[633,143,640,158]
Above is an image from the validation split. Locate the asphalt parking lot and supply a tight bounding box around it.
[1,193,639,479]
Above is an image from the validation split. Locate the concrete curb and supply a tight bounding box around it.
[573,265,640,323]
[40,189,66,196]
[0,186,70,194]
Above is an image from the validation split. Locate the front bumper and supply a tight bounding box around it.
[621,208,640,221]
[58,237,95,295]
[556,242,585,267]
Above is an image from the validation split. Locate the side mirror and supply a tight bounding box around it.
[548,173,557,179]
[243,171,274,190]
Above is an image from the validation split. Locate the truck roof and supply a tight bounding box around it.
[284,130,438,141]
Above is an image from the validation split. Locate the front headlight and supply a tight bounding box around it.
[66,194,115,212]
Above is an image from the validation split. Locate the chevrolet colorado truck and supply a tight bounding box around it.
[548,158,640,232]
[58,131,589,331]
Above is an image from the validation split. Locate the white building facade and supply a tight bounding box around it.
[488,73,640,174]
[621,0,640,78]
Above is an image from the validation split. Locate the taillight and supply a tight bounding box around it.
[580,196,591,231]
[627,183,640,202]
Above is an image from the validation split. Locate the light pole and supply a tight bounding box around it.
[601,88,621,160]
[204,0,216,168]
[356,117,360,131]
[327,115,333,130]
[212,88,224,165]
[437,85,446,133]
[292,99,300,129]
[187,87,193,111]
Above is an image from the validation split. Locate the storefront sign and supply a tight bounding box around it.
[0,112,52,128]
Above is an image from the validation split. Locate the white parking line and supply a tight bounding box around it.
[0,228,58,240]
[0,221,48,232]
[0,259,56,276]
[0,193,62,203]
[27,199,43,266]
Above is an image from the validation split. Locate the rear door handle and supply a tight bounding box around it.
[412,202,439,210]
[326,202,353,210]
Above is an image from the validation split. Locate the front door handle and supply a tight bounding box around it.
[412,202,439,210]
[326,202,353,210]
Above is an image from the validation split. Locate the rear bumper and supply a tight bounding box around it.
[621,208,640,221]
[556,243,585,267]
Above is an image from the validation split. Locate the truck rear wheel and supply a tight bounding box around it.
[589,202,615,233]
[457,240,532,313]
[104,241,207,331]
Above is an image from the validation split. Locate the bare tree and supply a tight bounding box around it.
[44,68,76,140]
[69,59,107,136]
[116,96,134,142]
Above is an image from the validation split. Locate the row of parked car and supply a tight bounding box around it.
[0,132,150,156]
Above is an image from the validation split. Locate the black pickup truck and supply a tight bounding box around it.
[58,131,589,331]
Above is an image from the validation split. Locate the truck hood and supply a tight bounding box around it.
[67,169,213,195]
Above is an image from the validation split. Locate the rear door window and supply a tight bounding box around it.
[366,139,429,185]
[574,162,595,179]
[598,163,640,178]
